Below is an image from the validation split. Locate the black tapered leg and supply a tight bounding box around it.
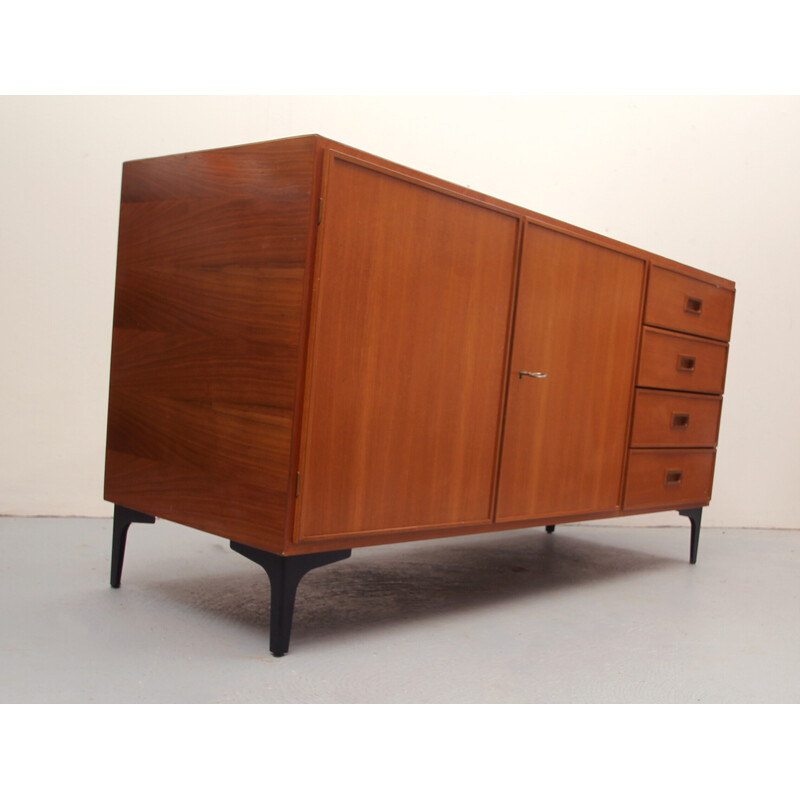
[545,525,555,534]
[230,541,351,657]
[110,504,155,588]
[678,507,703,564]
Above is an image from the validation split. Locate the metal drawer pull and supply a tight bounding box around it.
[685,296,703,315]
[677,355,696,372]
[519,370,548,379]
[671,412,690,430]
[665,470,683,487]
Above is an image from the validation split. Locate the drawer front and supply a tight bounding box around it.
[630,389,722,448]
[645,265,734,341]
[624,449,716,510]
[637,328,728,394]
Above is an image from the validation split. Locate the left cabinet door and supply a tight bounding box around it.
[295,152,519,543]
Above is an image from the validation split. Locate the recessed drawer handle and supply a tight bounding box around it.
[519,370,548,379]
[685,296,703,315]
[665,469,683,487]
[671,412,690,430]
[677,355,696,372]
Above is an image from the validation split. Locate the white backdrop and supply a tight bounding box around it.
[1,95,797,528]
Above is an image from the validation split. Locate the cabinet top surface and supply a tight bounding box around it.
[122,133,735,292]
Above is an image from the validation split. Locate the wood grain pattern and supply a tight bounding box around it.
[105,449,289,543]
[120,138,316,203]
[496,224,645,522]
[104,134,735,557]
[630,389,722,448]
[105,136,318,551]
[624,448,716,510]
[107,393,292,492]
[637,327,729,395]
[295,153,519,541]
[108,329,299,409]
[645,265,735,341]
[113,263,304,348]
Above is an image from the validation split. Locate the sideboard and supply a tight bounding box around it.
[104,134,735,655]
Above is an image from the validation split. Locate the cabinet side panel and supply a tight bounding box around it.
[104,138,317,551]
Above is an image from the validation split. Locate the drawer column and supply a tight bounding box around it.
[623,264,734,561]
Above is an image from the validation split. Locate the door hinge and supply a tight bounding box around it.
[317,197,324,226]
[296,472,301,498]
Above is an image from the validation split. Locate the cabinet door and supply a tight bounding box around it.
[496,224,645,521]
[296,152,519,542]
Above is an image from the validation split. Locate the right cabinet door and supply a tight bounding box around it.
[496,224,645,522]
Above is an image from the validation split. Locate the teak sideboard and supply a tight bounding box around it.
[104,134,735,655]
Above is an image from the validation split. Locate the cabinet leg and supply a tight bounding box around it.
[110,504,155,588]
[545,525,555,534]
[230,541,351,657]
[678,507,703,565]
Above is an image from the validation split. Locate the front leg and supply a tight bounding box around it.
[230,542,351,657]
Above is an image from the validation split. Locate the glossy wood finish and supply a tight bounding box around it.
[630,389,722,448]
[637,327,729,395]
[296,153,519,541]
[624,449,716,510]
[105,134,735,557]
[645,265,734,341]
[105,137,318,551]
[496,225,645,522]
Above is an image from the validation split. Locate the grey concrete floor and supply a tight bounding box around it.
[1,516,797,703]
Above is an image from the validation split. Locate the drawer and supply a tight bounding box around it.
[637,327,728,394]
[645,265,734,341]
[624,449,716,510]
[630,389,722,448]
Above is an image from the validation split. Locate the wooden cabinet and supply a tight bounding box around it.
[104,135,736,654]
